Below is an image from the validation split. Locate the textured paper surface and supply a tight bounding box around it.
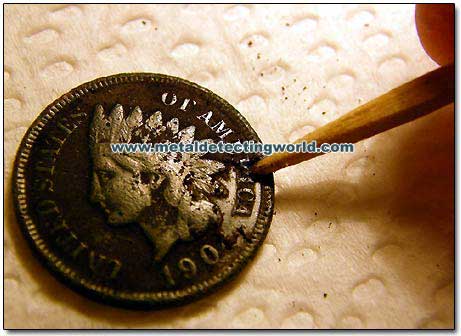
[4,4,454,329]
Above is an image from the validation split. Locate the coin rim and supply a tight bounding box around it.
[12,73,275,309]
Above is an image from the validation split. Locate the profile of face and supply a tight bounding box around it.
[90,154,153,225]
[89,104,228,261]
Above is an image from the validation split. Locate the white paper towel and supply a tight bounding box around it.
[4,4,454,329]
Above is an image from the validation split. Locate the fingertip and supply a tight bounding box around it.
[415,4,454,65]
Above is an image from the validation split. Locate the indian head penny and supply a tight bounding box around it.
[13,73,274,309]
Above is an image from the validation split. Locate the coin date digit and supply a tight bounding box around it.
[162,244,220,286]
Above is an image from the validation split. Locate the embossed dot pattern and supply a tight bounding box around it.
[4,4,453,328]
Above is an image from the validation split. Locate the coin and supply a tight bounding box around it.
[13,73,274,309]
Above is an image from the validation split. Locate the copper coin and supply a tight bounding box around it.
[13,73,274,309]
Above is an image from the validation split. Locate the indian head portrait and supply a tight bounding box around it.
[89,103,238,262]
